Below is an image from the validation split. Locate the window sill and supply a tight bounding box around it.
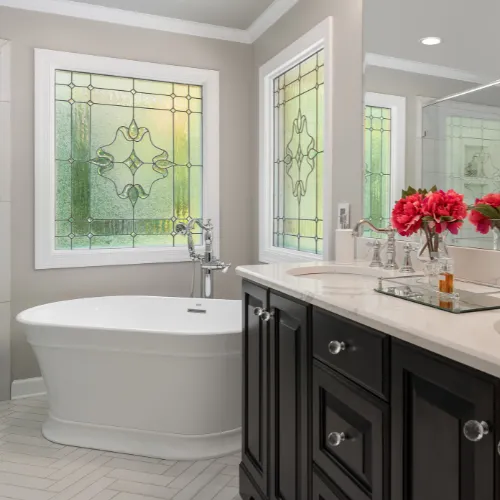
[259,247,324,264]
[35,246,202,270]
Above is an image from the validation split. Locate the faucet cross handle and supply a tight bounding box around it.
[400,242,418,274]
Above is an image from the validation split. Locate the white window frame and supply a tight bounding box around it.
[35,49,219,269]
[259,18,333,263]
[364,92,406,217]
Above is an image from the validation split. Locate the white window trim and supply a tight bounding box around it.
[259,17,334,264]
[35,49,219,269]
[365,92,406,213]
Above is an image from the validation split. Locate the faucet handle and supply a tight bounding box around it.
[400,242,418,274]
[367,240,384,268]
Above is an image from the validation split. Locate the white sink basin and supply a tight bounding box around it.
[286,264,383,294]
[287,264,387,278]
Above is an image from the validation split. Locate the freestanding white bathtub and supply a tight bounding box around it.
[17,296,242,460]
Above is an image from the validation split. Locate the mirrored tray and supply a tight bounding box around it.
[375,275,500,314]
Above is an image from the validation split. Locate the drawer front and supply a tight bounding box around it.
[313,308,389,398]
[313,361,389,500]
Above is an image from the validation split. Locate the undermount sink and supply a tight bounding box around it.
[287,264,387,278]
[286,264,383,294]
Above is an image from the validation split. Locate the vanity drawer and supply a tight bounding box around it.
[313,308,389,399]
[313,361,389,500]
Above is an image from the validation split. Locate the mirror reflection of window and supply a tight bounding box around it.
[423,93,500,249]
[363,92,406,237]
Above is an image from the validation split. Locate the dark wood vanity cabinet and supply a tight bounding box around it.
[241,281,269,497]
[240,279,500,500]
[391,342,497,500]
[241,281,310,500]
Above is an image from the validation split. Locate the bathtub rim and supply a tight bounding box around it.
[16,295,242,336]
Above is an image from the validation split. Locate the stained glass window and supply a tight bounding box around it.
[364,105,392,233]
[273,50,324,254]
[54,70,203,251]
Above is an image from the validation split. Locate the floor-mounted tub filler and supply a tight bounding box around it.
[17,295,242,460]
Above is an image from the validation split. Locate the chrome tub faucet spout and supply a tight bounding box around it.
[176,219,231,299]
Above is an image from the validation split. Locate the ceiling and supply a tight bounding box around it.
[68,0,274,29]
[364,0,500,78]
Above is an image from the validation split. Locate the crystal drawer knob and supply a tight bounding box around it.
[261,310,274,322]
[327,432,346,447]
[253,307,264,317]
[463,420,489,442]
[328,340,346,355]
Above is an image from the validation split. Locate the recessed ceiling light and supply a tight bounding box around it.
[420,37,442,46]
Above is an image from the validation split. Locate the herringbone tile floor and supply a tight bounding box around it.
[0,396,241,500]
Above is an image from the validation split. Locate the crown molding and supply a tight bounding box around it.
[247,0,299,43]
[0,0,249,43]
[365,53,496,85]
[0,0,298,44]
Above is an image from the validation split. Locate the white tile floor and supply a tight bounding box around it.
[0,396,241,500]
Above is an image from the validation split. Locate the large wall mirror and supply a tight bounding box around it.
[363,0,500,250]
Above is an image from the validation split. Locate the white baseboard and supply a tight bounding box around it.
[11,377,46,400]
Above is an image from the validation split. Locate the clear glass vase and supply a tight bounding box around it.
[490,220,500,250]
[417,223,449,262]
[417,222,449,289]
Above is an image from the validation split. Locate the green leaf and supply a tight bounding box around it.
[401,185,438,198]
[472,204,500,219]
[422,216,434,221]
[402,186,417,197]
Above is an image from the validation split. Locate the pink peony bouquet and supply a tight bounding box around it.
[391,186,468,259]
[468,193,500,234]
[391,186,467,236]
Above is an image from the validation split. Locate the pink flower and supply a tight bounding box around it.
[469,193,500,234]
[469,209,491,234]
[391,193,424,236]
[422,189,467,234]
[481,193,500,207]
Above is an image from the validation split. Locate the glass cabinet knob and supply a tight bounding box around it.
[253,307,264,317]
[328,340,346,355]
[327,431,346,447]
[260,310,274,322]
[463,420,489,442]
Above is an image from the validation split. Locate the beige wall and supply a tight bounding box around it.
[253,0,365,250]
[365,66,480,187]
[0,6,254,382]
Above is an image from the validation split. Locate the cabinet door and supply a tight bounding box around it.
[241,281,269,497]
[269,292,309,500]
[392,341,496,500]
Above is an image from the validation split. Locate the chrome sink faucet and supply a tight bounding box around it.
[175,219,231,299]
[352,219,398,270]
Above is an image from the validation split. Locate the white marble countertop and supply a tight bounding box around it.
[236,261,500,379]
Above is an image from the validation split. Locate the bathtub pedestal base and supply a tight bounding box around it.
[43,414,241,461]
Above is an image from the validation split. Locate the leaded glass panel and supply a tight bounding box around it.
[54,70,203,250]
[273,50,324,254]
[364,105,392,235]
